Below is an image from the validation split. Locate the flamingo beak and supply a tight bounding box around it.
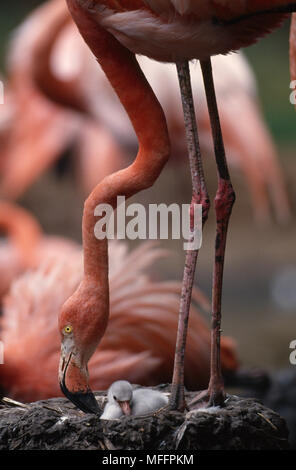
[118,400,132,416]
[59,349,100,414]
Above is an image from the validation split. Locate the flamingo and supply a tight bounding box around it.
[0,0,124,200]
[0,233,238,402]
[0,2,77,201]
[100,381,169,419]
[0,0,125,200]
[58,0,296,414]
[0,201,79,300]
[0,0,290,224]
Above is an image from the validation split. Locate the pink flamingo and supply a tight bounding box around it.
[0,0,124,199]
[58,1,296,414]
[0,1,76,200]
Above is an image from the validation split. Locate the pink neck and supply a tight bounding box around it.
[67,0,170,283]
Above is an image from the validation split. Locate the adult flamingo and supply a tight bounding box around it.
[61,0,296,413]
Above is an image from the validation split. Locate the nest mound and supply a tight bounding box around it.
[0,386,289,450]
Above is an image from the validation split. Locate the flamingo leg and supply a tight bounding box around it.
[192,59,236,408]
[170,61,210,411]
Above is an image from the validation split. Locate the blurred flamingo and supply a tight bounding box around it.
[0,201,79,300]
[0,0,290,224]
[0,232,238,403]
[0,1,76,200]
[0,0,124,200]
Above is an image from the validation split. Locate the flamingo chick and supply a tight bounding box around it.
[100,381,169,419]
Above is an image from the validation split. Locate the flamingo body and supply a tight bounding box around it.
[76,0,289,61]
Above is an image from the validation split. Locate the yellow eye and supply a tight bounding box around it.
[64,325,73,335]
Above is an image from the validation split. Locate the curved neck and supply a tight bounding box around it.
[0,202,42,267]
[67,0,170,281]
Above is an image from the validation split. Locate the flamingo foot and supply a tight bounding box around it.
[189,386,226,410]
[169,384,188,412]
[188,389,210,409]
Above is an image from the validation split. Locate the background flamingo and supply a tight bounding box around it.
[0,2,76,200]
[0,201,79,300]
[0,0,133,200]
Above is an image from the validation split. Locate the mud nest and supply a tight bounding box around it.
[0,385,289,450]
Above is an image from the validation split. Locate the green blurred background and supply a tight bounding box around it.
[0,2,296,374]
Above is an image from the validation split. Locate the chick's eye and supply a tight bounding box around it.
[113,396,117,401]
[64,325,73,335]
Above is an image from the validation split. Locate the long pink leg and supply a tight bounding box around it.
[199,58,235,407]
[170,61,210,411]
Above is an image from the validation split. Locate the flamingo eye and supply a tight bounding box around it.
[64,325,73,335]
[113,396,117,401]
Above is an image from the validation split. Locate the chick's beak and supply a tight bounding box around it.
[119,400,132,416]
[59,345,100,414]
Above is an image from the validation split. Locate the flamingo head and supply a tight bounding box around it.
[107,381,133,416]
[58,291,102,414]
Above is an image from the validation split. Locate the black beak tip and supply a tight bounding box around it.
[60,380,101,415]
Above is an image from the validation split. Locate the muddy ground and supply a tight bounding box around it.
[0,386,289,450]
